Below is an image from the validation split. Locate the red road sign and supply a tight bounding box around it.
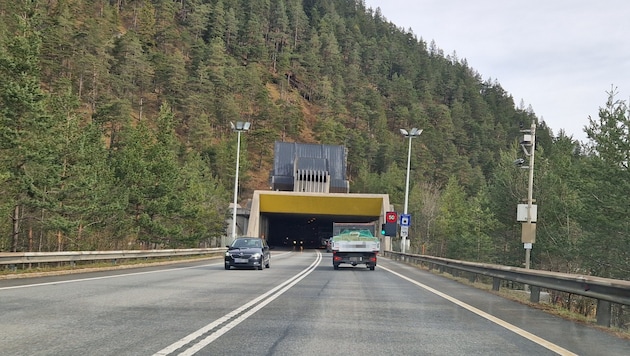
[386,211,398,223]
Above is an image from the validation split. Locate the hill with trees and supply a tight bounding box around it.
[0,0,628,281]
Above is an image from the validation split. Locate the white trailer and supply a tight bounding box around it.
[331,228,379,270]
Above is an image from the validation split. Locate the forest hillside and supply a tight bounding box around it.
[1,1,628,281]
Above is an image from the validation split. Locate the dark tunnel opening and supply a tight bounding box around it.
[265,213,376,249]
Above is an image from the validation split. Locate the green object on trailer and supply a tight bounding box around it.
[330,229,380,253]
[331,229,378,242]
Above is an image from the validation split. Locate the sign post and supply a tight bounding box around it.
[399,213,411,251]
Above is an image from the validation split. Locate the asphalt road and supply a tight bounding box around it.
[0,251,628,355]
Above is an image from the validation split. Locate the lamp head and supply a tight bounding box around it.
[231,121,251,132]
[400,128,423,137]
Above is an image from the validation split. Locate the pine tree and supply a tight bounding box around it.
[0,2,56,251]
[578,89,630,278]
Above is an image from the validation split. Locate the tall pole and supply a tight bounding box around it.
[400,128,422,254]
[231,129,242,241]
[525,121,536,270]
[402,135,412,254]
[404,136,412,215]
[229,121,250,246]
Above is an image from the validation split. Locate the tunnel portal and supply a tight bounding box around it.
[242,142,391,249]
[246,191,390,249]
[265,213,376,249]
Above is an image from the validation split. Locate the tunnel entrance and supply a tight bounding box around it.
[245,191,391,250]
[265,213,376,249]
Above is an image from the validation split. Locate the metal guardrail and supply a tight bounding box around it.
[0,248,225,266]
[384,251,630,328]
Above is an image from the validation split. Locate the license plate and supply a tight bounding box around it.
[234,258,249,263]
[349,257,362,262]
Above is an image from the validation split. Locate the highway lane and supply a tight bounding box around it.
[0,251,627,355]
[0,251,302,356]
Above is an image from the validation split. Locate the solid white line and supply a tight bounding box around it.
[153,252,322,356]
[0,264,216,290]
[379,265,578,356]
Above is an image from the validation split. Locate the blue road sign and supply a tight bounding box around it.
[400,214,411,227]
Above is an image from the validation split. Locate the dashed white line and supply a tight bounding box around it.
[153,252,322,356]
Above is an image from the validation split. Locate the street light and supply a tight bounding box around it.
[400,127,423,254]
[229,121,251,245]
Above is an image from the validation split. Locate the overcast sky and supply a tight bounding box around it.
[363,0,630,142]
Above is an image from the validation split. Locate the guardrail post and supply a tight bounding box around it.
[529,286,541,303]
[492,277,501,291]
[596,300,612,327]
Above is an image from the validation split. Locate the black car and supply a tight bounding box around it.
[224,237,271,270]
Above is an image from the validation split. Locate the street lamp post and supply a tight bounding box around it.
[399,127,423,254]
[229,121,251,246]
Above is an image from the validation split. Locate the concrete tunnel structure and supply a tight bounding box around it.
[245,191,391,250]
[233,142,393,251]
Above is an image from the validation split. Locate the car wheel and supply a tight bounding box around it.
[369,265,375,271]
[224,264,230,270]
[265,258,270,268]
[333,264,339,270]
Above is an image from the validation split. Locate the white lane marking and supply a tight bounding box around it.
[0,265,213,290]
[379,265,578,356]
[0,252,293,291]
[153,252,322,356]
